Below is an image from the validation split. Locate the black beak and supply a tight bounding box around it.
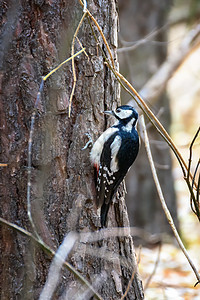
[104,110,114,116]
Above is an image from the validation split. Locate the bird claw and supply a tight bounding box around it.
[82,133,93,150]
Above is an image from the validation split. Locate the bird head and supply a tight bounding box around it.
[104,105,138,127]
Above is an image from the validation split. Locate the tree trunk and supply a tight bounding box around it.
[118,0,178,242]
[0,0,143,299]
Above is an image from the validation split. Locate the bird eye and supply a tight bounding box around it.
[116,108,121,113]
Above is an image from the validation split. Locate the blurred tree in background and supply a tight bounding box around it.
[118,0,178,241]
[118,0,200,245]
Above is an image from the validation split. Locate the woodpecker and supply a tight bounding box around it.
[90,105,139,227]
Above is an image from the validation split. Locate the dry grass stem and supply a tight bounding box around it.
[187,127,200,220]
[0,217,103,300]
[69,11,88,117]
[115,70,194,181]
[139,25,200,105]
[140,115,200,285]
[27,48,85,241]
[144,243,162,291]
[39,233,78,300]
[79,0,115,68]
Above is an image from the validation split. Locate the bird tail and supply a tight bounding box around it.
[100,202,110,228]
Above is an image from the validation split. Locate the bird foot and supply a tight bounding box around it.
[82,133,93,150]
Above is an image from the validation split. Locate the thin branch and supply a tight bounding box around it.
[80,227,160,245]
[79,0,115,68]
[0,216,161,298]
[192,160,200,190]
[82,0,87,13]
[139,25,200,105]
[0,215,158,270]
[121,267,137,300]
[187,127,200,220]
[118,25,168,53]
[26,48,86,240]
[42,48,85,81]
[140,114,200,286]
[68,11,88,117]
[125,245,143,297]
[76,37,89,59]
[71,271,107,300]
[0,217,103,300]
[39,232,78,300]
[27,80,44,241]
[144,243,162,291]
[197,170,200,207]
[187,127,200,181]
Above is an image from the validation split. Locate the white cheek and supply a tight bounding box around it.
[116,109,132,119]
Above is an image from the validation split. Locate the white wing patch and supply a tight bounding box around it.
[110,135,122,173]
[90,127,118,166]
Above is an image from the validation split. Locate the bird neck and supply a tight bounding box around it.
[113,118,136,133]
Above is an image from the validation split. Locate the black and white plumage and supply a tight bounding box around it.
[90,105,139,227]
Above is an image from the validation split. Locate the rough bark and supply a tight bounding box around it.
[0,0,143,299]
[118,0,178,242]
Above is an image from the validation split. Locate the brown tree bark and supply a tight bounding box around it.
[0,0,143,299]
[118,0,178,242]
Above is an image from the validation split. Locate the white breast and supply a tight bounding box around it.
[90,127,118,166]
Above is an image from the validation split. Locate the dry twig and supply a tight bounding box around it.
[118,25,168,53]
[69,11,88,117]
[27,48,85,240]
[39,232,78,300]
[79,0,115,68]
[140,25,200,104]
[140,115,200,285]
[0,217,103,300]
[144,243,162,291]
[187,127,200,221]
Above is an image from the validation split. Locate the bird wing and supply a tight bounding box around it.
[96,133,124,208]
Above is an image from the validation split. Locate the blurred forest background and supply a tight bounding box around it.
[0,0,200,299]
[118,0,200,298]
